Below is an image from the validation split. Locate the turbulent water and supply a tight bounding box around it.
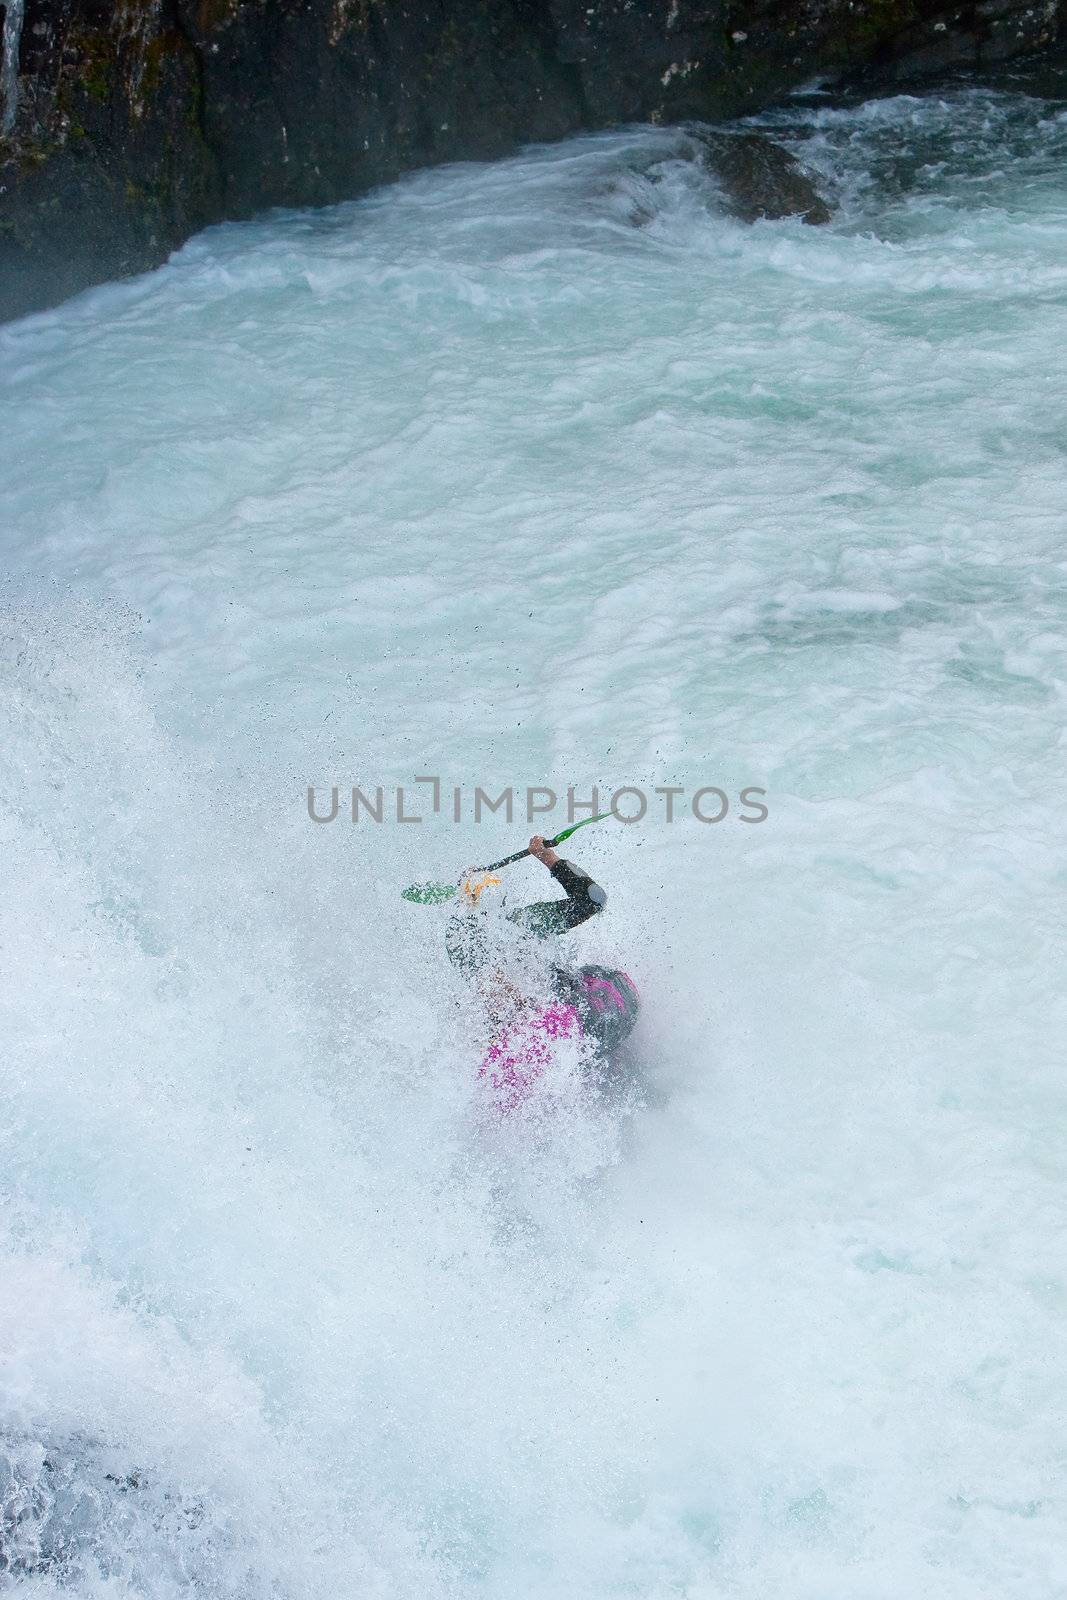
[2,76,1066,1599]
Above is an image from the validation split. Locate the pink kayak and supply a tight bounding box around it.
[477,1002,583,1114]
[477,968,640,1114]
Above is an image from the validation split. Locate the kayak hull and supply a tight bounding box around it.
[478,967,640,1113]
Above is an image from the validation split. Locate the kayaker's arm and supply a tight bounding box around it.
[508,835,607,938]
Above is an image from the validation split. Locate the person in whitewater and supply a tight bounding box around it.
[445,835,640,1112]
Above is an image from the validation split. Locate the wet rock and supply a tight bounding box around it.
[699,131,833,225]
[0,0,1061,321]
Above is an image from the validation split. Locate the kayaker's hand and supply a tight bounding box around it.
[529,835,560,868]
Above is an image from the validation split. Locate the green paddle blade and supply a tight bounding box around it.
[401,882,460,904]
[551,812,610,845]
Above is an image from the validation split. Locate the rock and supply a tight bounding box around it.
[0,0,1062,321]
[699,130,833,224]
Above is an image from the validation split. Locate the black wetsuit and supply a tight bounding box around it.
[507,857,607,938]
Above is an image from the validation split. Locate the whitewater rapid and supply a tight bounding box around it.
[2,81,1066,1598]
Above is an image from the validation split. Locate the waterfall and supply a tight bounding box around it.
[1,0,24,134]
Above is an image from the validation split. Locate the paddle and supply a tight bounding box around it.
[401,812,611,903]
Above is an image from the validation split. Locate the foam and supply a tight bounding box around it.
[1,86,1065,1597]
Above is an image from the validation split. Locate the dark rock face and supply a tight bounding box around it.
[173,0,586,214]
[0,0,589,321]
[0,1,214,318]
[0,0,1061,322]
[699,130,832,222]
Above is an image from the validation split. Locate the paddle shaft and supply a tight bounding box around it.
[477,828,570,874]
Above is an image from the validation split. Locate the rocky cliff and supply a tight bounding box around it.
[0,0,1060,322]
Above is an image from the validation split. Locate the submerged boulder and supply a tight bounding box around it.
[698,131,834,225]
